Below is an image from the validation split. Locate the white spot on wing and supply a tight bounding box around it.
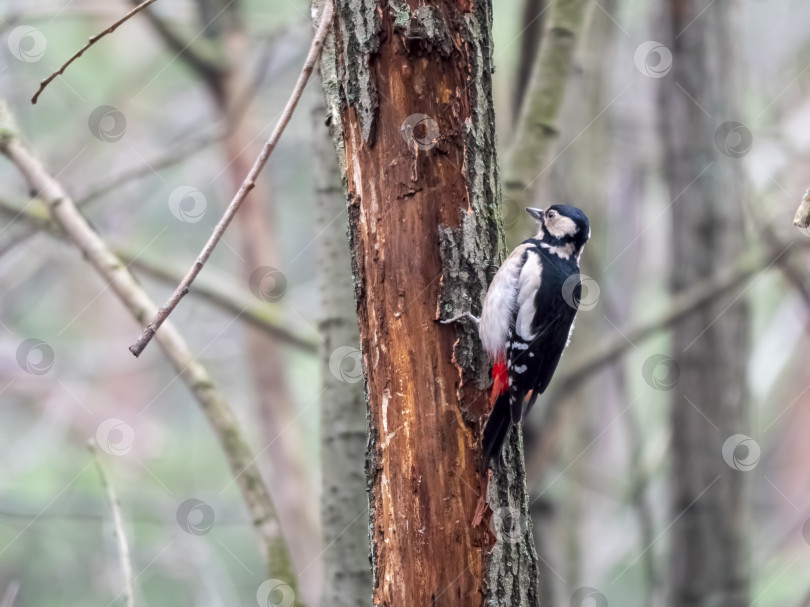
[515,250,543,340]
[479,244,529,359]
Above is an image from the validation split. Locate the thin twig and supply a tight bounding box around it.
[0,102,298,593]
[88,441,135,607]
[744,196,810,312]
[0,131,224,257]
[31,0,160,104]
[78,130,225,204]
[129,0,335,357]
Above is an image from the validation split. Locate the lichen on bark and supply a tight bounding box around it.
[334,0,381,143]
[324,1,541,604]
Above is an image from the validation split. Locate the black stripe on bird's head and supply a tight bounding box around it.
[527,205,590,253]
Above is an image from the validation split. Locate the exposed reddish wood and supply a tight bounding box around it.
[337,4,494,605]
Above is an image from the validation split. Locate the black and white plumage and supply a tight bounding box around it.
[479,205,590,471]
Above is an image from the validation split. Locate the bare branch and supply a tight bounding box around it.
[129,0,335,357]
[0,131,223,257]
[743,196,810,312]
[0,197,319,352]
[130,0,226,88]
[88,441,135,607]
[794,187,810,229]
[0,103,299,593]
[31,0,161,104]
[78,130,225,204]
[553,241,810,392]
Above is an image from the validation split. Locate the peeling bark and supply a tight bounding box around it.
[323,1,540,604]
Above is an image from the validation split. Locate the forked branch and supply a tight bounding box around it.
[0,100,298,593]
[129,0,334,357]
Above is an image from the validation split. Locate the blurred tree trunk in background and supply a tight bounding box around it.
[658,2,750,605]
[512,0,546,124]
[137,2,323,600]
[312,35,373,603]
[210,9,323,601]
[322,1,540,604]
[502,0,592,247]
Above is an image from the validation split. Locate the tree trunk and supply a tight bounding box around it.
[313,34,373,602]
[322,1,540,604]
[657,2,750,605]
[502,0,591,245]
[512,0,546,124]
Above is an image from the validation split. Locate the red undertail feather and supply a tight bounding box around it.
[490,358,508,406]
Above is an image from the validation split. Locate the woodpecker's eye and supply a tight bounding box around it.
[547,210,557,219]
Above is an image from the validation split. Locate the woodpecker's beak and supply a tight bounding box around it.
[526,207,544,224]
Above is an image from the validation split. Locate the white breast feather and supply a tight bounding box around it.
[515,251,543,340]
[479,244,528,359]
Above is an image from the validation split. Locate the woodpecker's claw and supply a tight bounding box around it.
[440,311,480,326]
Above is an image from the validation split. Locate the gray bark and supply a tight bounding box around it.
[658,2,751,605]
[313,47,373,604]
[320,0,540,604]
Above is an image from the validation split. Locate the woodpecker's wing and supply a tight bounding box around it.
[507,249,579,422]
[479,243,530,361]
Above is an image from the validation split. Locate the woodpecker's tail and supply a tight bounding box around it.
[481,357,511,472]
[481,392,511,473]
[490,359,508,405]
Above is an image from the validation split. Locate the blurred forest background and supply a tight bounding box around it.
[0,0,809,606]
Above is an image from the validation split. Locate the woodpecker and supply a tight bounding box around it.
[479,205,590,471]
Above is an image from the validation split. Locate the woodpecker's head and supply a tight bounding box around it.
[526,205,590,256]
